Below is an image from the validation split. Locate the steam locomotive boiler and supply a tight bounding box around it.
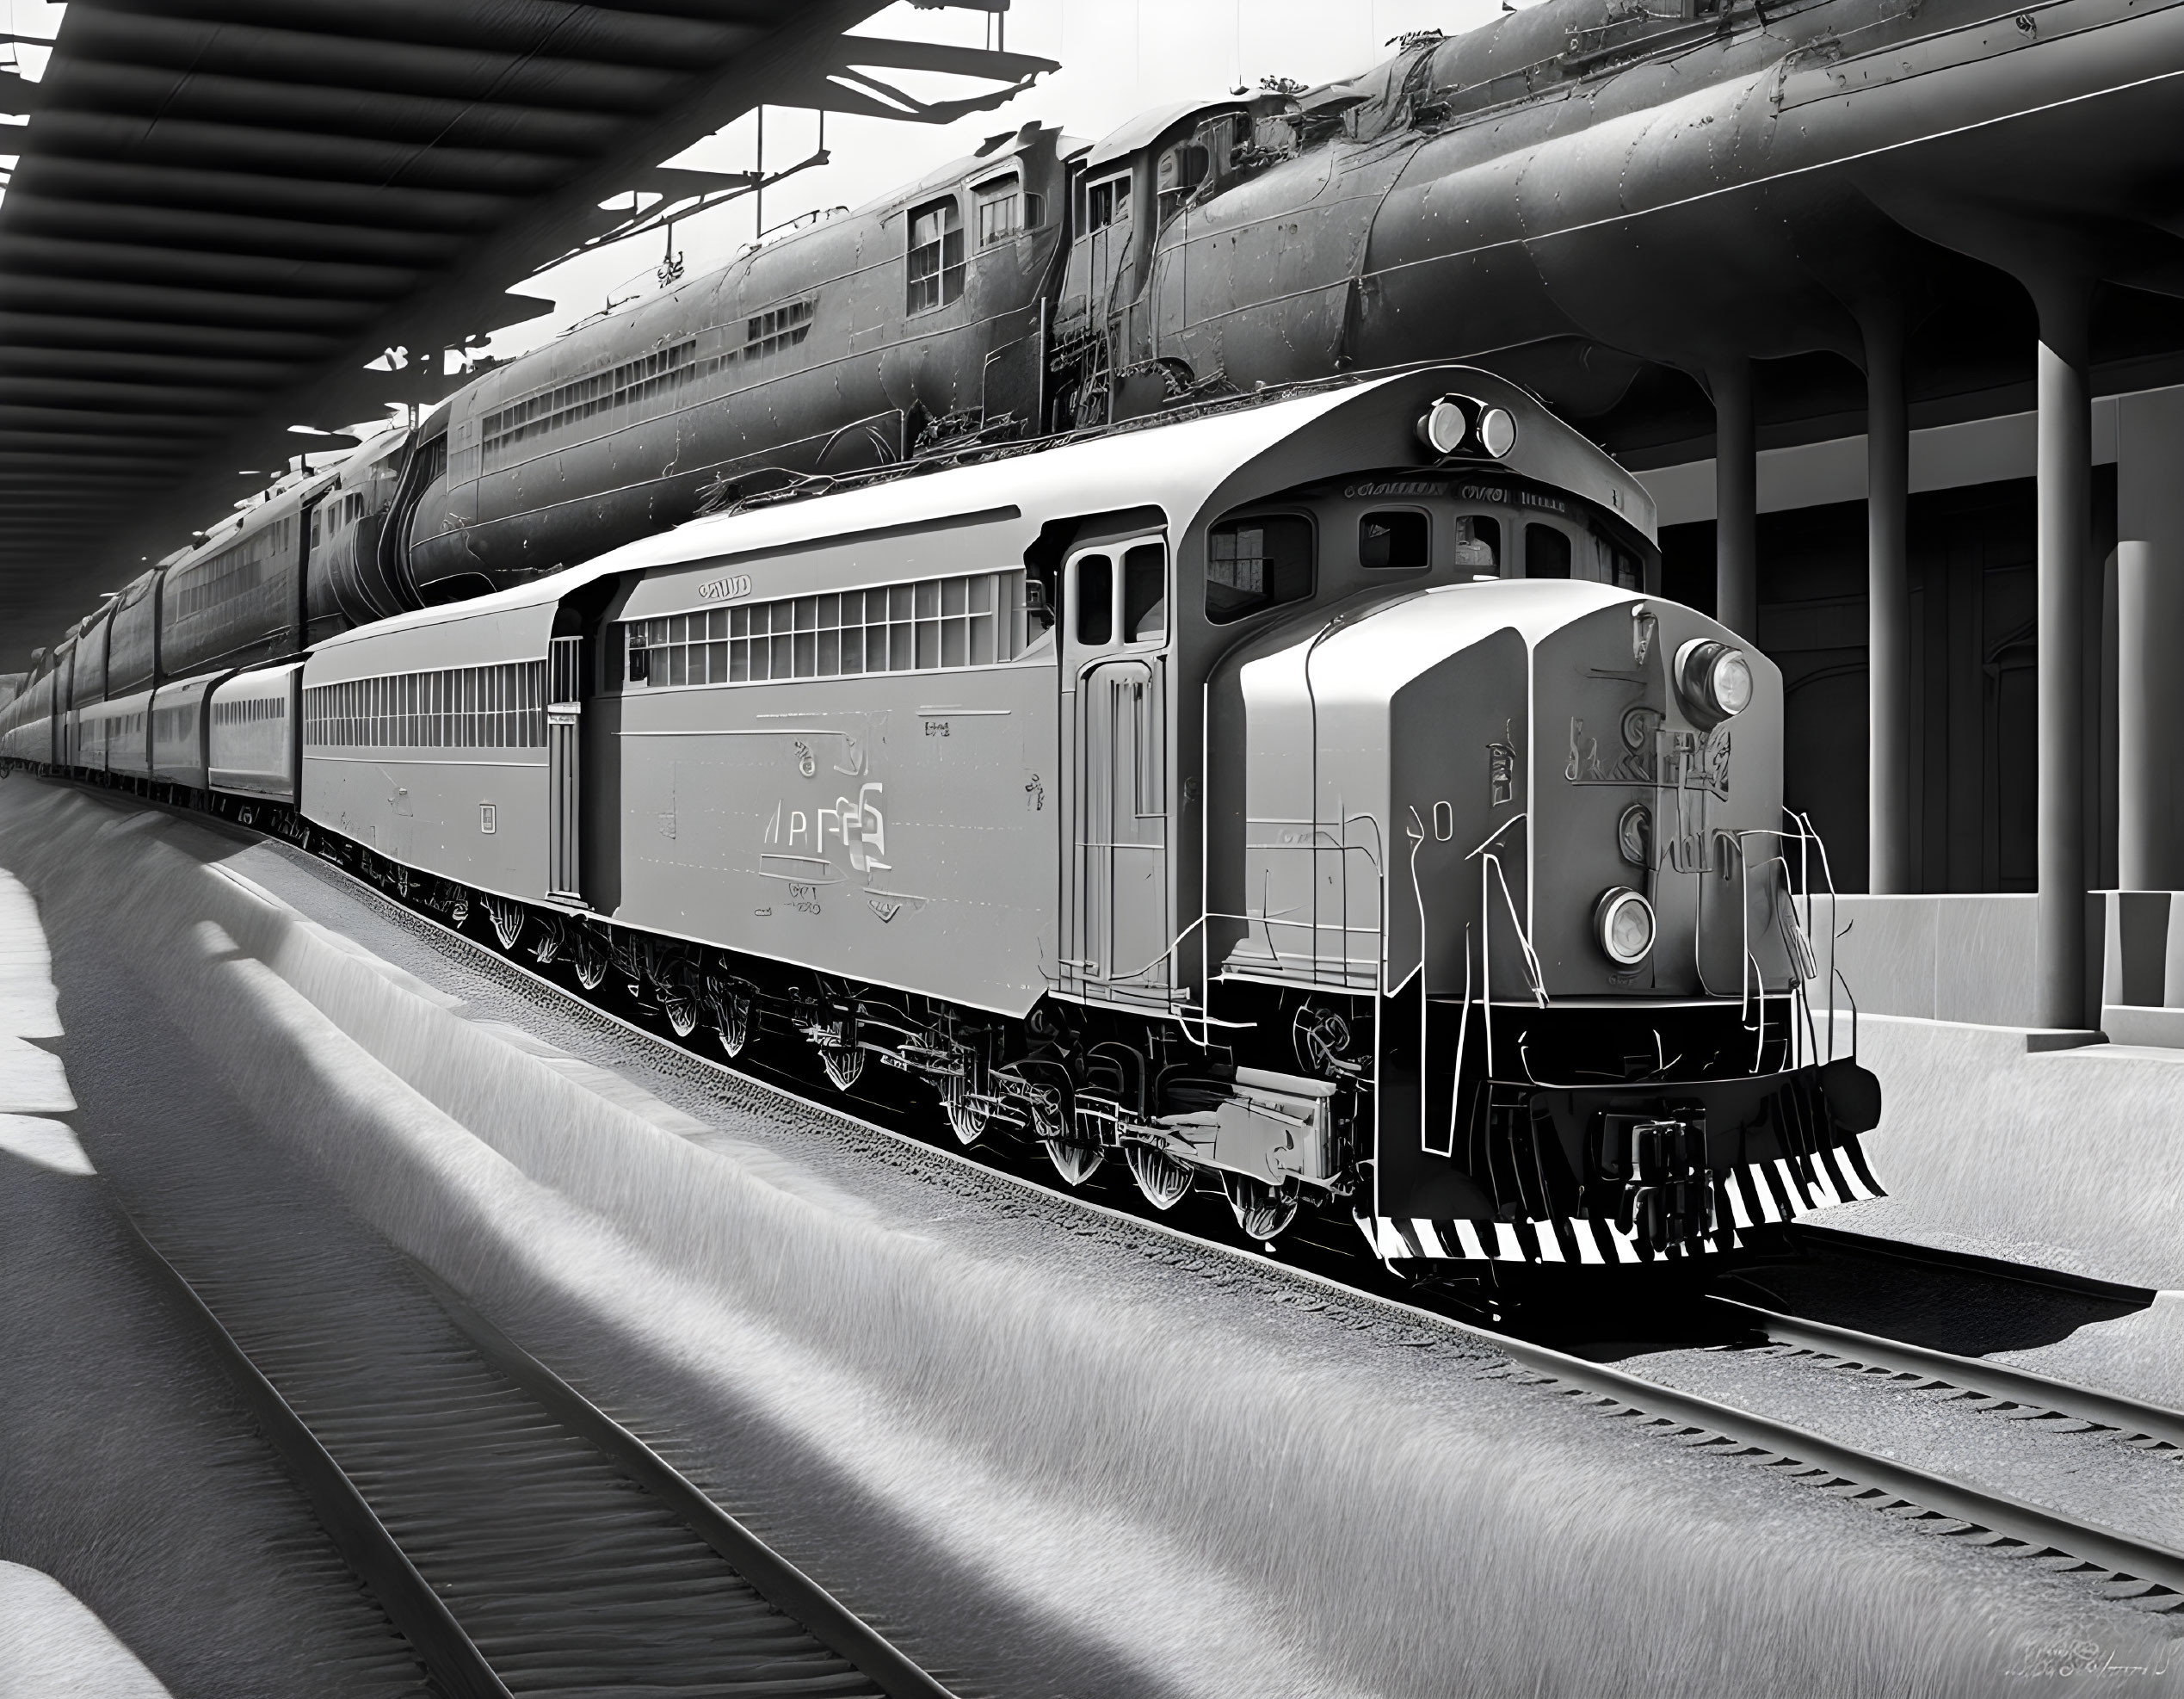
[129,362,1872,1268]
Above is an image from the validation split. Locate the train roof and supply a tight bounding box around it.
[311,364,1657,658]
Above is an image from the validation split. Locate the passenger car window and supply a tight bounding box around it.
[1123,542,1167,641]
[1526,523,1571,579]
[1076,554,1114,646]
[1360,510,1428,571]
[1206,516,1314,623]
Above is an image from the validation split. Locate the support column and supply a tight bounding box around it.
[2034,295,2091,1031]
[1865,319,1913,893]
[2117,388,2184,891]
[1711,358,1757,639]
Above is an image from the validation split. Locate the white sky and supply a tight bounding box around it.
[475,0,1496,367]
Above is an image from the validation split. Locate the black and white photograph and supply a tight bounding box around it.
[0,0,2181,1691]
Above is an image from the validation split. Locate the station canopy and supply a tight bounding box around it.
[0,0,1048,651]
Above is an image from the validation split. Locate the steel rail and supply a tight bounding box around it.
[419,1270,959,1699]
[1706,1292,2184,1452]
[79,783,2184,1611]
[1465,1317,2184,1597]
[123,1216,513,1699]
[239,801,2184,1603]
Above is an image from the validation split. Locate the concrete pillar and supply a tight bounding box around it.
[2117,387,2184,890]
[1711,359,1758,639]
[2034,300,2091,1031]
[1866,322,1913,893]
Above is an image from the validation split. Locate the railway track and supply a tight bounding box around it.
[299,826,2184,1622]
[62,781,2184,1638]
[119,1163,953,1699]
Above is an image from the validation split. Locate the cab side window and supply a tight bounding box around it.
[907,197,966,312]
[1084,174,1132,229]
[1076,554,1114,646]
[1206,516,1313,623]
[1525,522,1572,579]
[1359,510,1428,571]
[1123,542,1166,641]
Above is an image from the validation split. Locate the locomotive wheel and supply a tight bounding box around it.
[1223,1174,1301,1243]
[487,899,524,952]
[1044,1140,1105,1186]
[660,989,700,1039]
[571,945,608,992]
[711,995,750,1059]
[817,1045,865,1092]
[1125,1144,1194,1211]
[939,1072,988,1146]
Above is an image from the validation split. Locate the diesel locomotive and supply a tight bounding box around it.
[0,365,1882,1265]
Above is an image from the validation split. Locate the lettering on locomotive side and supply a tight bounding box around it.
[1337,476,1570,517]
[694,573,754,602]
[763,782,889,873]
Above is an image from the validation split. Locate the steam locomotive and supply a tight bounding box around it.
[0,364,1882,1264]
[18,0,2135,716]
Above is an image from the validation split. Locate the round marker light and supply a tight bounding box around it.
[1477,405,1518,459]
[1674,638,1755,728]
[1595,887,1656,967]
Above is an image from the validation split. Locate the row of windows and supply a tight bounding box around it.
[312,489,373,550]
[479,341,700,468]
[744,299,812,360]
[625,571,1030,689]
[171,517,294,621]
[213,695,287,726]
[303,662,547,751]
[1198,510,1635,624]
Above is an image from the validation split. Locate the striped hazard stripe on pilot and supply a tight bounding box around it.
[1361,1137,1886,1264]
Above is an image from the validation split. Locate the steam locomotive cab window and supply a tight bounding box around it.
[1525,522,1573,579]
[1206,514,1314,622]
[974,174,1023,247]
[1157,144,1210,221]
[1359,510,1429,571]
[1084,173,1131,230]
[907,197,966,312]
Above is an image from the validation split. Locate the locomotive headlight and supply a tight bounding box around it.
[1674,638,1754,728]
[1477,405,1518,459]
[1419,398,1472,456]
[1595,887,1656,966]
[1416,395,1520,461]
